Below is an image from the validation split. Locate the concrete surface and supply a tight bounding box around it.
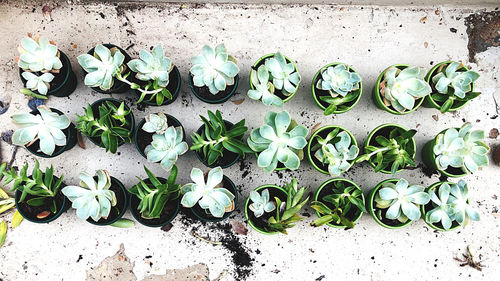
[0,1,499,281]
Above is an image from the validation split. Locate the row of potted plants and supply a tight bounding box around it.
[17,35,481,113]
[10,103,490,178]
[0,161,480,233]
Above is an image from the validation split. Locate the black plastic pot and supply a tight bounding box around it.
[189,176,237,223]
[19,50,77,98]
[134,66,182,106]
[82,44,132,94]
[87,176,129,226]
[25,107,77,158]
[188,74,239,104]
[129,178,180,227]
[134,113,185,159]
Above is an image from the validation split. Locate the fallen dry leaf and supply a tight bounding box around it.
[435,9,440,15]
[231,99,245,105]
[42,5,52,21]
[492,213,500,218]
[424,42,428,48]
[231,220,248,235]
[454,246,485,271]
[416,123,421,128]
[311,123,322,135]
[489,128,499,139]
[37,211,50,219]
[72,43,77,49]
[420,16,427,24]
[77,131,86,149]
[432,115,439,121]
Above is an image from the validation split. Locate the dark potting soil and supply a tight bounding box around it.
[247,187,287,231]
[252,59,291,101]
[19,53,70,94]
[89,99,133,146]
[136,115,182,155]
[195,122,240,167]
[131,196,179,226]
[134,66,180,105]
[317,181,361,226]
[191,178,235,220]
[87,177,126,224]
[17,189,65,221]
[189,74,236,102]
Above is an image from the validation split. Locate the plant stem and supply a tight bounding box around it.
[116,74,162,95]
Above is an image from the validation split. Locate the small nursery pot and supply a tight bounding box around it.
[25,107,78,158]
[423,61,473,112]
[15,176,69,223]
[19,50,77,97]
[87,176,129,226]
[129,177,180,227]
[134,66,182,106]
[314,178,365,228]
[372,64,425,115]
[134,114,185,159]
[421,182,462,231]
[364,123,416,174]
[83,44,132,94]
[188,73,239,104]
[307,125,357,175]
[87,98,135,150]
[368,179,412,229]
[245,184,287,235]
[194,120,241,169]
[250,53,300,103]
[421,131,467,178]
[311,63,363,114]
[190,176,237,222]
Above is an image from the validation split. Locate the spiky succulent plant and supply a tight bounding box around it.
[264,52,301,96]
[11,106,70,156]
[380,66,431,113]
[21,72,54,96]
[78,44,126,91]
[145,126,188,172]
[190,44,239,95]
[18,35,62,73]
[247,111,308,172]
[433,123,489,173]
[374,179,430,223]
[181,167,235,218]
[425,181,480,230]
[247,65,283,107]
[249,189,276,218]
[142,113,169,135]
[128,165,180,219]
[431,62,480,113]
[0,185,14,216]
[311,128,359,177]
[62,170,117,222]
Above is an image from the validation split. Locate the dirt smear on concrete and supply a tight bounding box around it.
[465,10,500,63]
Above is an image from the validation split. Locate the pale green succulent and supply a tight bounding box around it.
[21,72,54,95]
[248,65,282,107]
[433,123,489,173]
[190,44,239,94]
[313,129,358,177]
[249,189,276,218]
[381,66,431,112]
[18,36,62,72]
[425,181,480,230]
[375,179,430,223]
[142,113,169,135]
[264,52,300,96]
[77,44,125,91]
[432,62,479,99]
[145,126,188,172]
[181,167,235,218]
[317,64,361,97]
[62,170,117,222]
[247,111,309,172]
[11,106,70,156]
[128,45,173,87]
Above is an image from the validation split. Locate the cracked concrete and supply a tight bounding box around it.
[0,1,499,281]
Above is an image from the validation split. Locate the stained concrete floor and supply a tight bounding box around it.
[0,1,499,281]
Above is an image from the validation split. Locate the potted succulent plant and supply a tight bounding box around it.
[75,98,135,154]
[310,178,366,229]
[248,52,301,106]
[190,110,252,168]
[311,63,362,115]
[17,34,77,99]
[0,161,68,223]
[128,165,181,227]
[369,178,430,229]
[421,123,489,177]
[373,65,431,115]
[247,110,309,172]
[245,178,309,234]
[180,167,237,222]
[62,169,128,226]
[189,44,239,104]
[422,180,480,231]
[355,123,416,175]
[11,105,77,158]
[134,113,188,171]
[423,61,480,113]
[128,45,182,106]
[307,125,358,177]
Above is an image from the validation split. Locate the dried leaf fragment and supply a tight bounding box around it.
[489,128,499,139]
[11,210,23,228]
[231,98,245,105]
[42,5,52,21]
[231,220,248,235]
[77,131,86,149]
[432,115,439,121]
[36,211,50,219]
[420,16,427,24]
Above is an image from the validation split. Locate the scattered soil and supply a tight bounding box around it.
[135,115,183,156]
[87,177,126,224]
[134,66,181,105]
[465,11,500,63]
[189,74,237,102]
